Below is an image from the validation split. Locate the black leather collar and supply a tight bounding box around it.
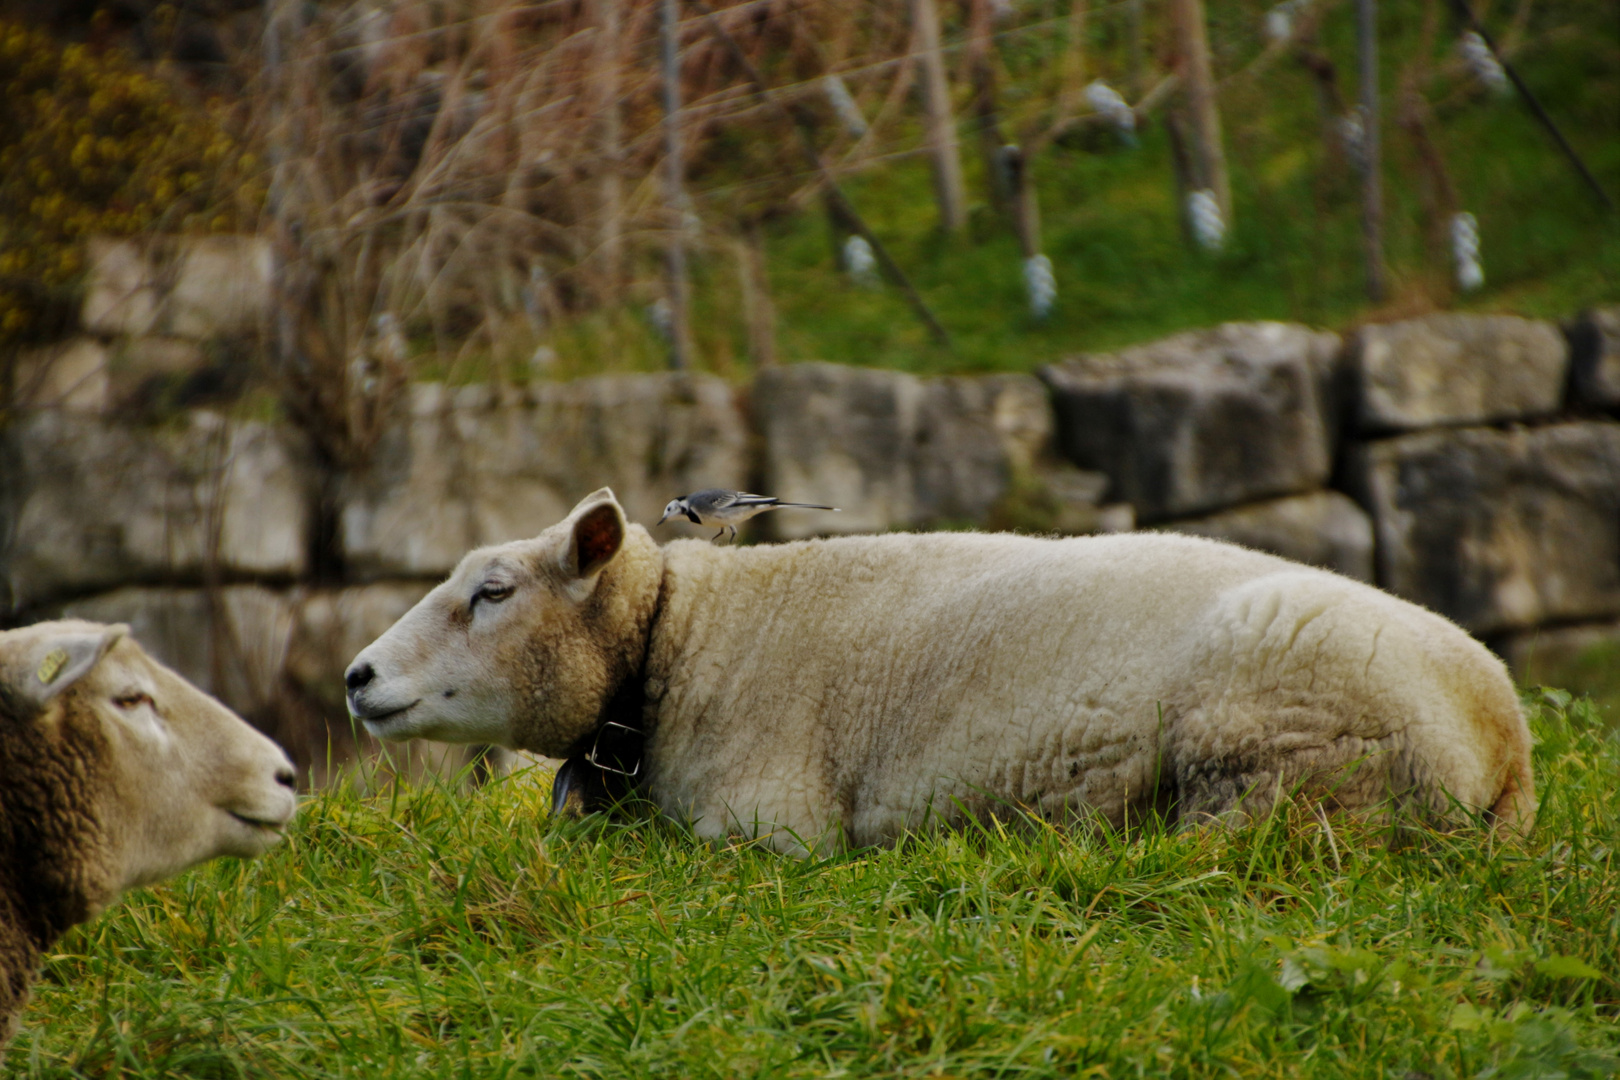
[549,679,647,817]
[548,572,667,819]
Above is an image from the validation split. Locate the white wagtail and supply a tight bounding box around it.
[658,489,840,542]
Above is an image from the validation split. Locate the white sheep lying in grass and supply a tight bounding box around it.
[345,489,1534,856]
[0,620,297,1047]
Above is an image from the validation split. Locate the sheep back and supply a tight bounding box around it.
[641,530,1533,853]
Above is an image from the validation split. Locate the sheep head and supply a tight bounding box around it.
[0,620,299,906]
[345,488,663,756]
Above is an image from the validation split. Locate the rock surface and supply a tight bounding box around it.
[2,411,312,611]
[12,338,109,412]
[1040,322,1341,522]
[80,235,271,340]
[1353,314,1568,432]
[1158,490,1374,582]
[755,363,925,538]
[340,374,747,577]
[1567,307,1620,411]
[755,364,1074,538]
[165,235,274,340]
[913,374,1055,526]
[81,237,160,337]
[1351,421,1620,634]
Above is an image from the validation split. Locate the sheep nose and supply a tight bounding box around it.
[275,766,297,791]
[345,662,375,692]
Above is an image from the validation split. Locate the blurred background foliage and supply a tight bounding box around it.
[0,15,261,346]
[0,0,1614,370]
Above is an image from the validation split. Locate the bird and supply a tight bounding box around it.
[658,489,840,542]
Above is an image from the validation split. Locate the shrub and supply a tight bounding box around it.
[0,19,262,348]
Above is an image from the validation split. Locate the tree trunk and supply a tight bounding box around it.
[737,222,776,368]
[660,0,690,369]
[1357,0,1387,302]
[1165,110,1196,246]
[1168,0,1231,222]
[596,0,625,294]
[692,0,951,349]
[1002,146,1041,259]
[968,0,1011,217]
[912,0,967,234]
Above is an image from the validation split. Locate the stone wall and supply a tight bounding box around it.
[5,239,1616,778]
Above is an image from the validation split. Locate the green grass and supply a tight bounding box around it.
[10,690,1620,1078]
[1514,640,1620,728]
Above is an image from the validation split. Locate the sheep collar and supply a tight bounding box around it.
[547,567,669,817]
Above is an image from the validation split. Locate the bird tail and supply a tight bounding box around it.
[775,502,839,511]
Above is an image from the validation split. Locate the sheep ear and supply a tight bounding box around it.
[567,499,625,579]
[567,487,618,517]
[3,623,127,713]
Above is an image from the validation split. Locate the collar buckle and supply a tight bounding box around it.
[585,719,643,778]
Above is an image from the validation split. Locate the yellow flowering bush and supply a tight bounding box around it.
[0,20,263,346]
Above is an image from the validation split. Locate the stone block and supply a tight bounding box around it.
[166,235,273,339]
[914,374,1055,526]
[340,373,748,577]
[79,235,271,341]
[755,365,1065,538]
[1351,421,1620,635]
[755,363,924,538]
[13,338,109,412]
[1158,490,1374,582]
[54,585,295,720]
[113,336,207,377]
[81,237,159,337]
[3,412,312,610]
[1567,307,1620,411]
[1040,322,1341,522]
[1353,313,1567,432]
[979,463,1134,536]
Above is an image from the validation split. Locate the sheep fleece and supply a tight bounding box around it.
[629,529,1532,850]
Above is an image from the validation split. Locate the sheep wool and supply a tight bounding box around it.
[347,490,1535,858]
[0,688,114,1044]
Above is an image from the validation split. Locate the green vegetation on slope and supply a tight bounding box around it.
[11,691,1619,1078]
[644,0,1619,377]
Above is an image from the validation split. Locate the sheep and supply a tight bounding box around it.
[345,489,1534,856]
[0,620,298,1048]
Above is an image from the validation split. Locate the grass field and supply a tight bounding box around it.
[9,690,1619,1078]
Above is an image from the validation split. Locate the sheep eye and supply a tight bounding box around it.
[113,691,154,710]
[473,583,514,608]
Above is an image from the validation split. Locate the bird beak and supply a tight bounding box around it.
[657,511,671,525]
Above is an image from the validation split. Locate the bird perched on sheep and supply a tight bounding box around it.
[0,620,298,1049]
[658,489,839,542]
[346,489,1534,857]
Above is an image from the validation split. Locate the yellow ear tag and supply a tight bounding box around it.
[36,648,70,685]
